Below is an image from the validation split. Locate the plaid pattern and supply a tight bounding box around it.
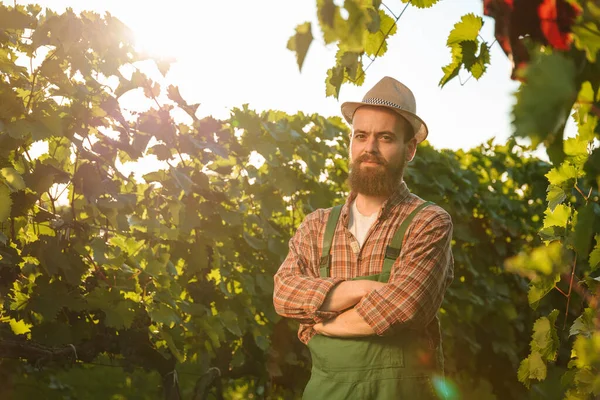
[273,181,454,344]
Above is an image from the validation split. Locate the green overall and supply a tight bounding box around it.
[303,201,443,400]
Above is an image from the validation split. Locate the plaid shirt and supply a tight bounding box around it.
[273,181,454,345]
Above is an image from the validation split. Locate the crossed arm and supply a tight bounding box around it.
[313,280,385,337]
[273,208,454,339]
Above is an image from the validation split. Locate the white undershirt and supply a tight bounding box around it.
[348,200,379,248]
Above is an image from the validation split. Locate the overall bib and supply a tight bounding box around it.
[302,202,443,400]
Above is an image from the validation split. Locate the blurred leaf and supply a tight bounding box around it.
[287,22,313,71]
[1,168,25,191]
[0,185,12,222]
[573,203,596,257]
[513,52,577,147]
[589,234,600,271]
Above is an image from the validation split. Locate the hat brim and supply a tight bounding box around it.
[341,102,428,144]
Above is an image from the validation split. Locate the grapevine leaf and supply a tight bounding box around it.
[244,232,265,250]
[325,65,344,98]
[287,22,313,71]
[546,162,579,187]
[363,10,396,57]
[401,0,441,9]
[513,52,577,147]
[86,288,135,330]
[149,303,180,328]
[170,167,193,195]
[543,204,571,229]
[573,203,596,257]
[571,22,600,63]
[518,352,547,388]
[447,14,483,45]
[9,318,31,335]
[0,185,11,222]
[564,135,590,167]
[528,273,561,310]
[161,329,186,363]
[546,185,566,211]
[589,235,600,271]
[220,310,243,336]
[530,309,560,361]
[569,308,596,338]
[0,168,25,191]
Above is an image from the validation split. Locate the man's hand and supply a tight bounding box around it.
[320,280,385,312]
[314,309,375,337]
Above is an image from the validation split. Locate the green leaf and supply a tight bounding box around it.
[546,162,579,187]
[518,352,547,388]
[0,185,12,222]
[543,204,571,229]
[161,329,185,363]
[564,135,591,167]
[86,288,135,330]
[470,42,490,79]
[243,231,265,250]
[572,22,600,62]
[220,310,243,336]
[447,14,482,45]
[531,309,560,361]
[588,234,600,271]
[325,65,344,99]
[148,144,172,161]
[170,167,193,195]
[573,203,596,257]
[287,22,313,71]
[363,10,396,57]
[149,303,180,327]
[8,318,31,335]
[513,52,577,146]
[546,185,566,211]
[0,6,34,30]
[569,308,596,338]
[528,273,561,309]
[401,0,440,8]
[0,168,25,191]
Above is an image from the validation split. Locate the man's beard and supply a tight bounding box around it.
[348,152,405,197]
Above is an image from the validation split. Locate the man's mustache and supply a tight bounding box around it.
[355,153,386,165]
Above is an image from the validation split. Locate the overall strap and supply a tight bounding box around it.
[319,205,343,278]
[379,201,434,283]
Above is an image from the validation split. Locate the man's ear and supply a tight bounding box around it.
[406,137,417,162]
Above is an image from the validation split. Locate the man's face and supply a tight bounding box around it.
[348,106,417,197]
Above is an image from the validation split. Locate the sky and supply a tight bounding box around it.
[9,0,575,153]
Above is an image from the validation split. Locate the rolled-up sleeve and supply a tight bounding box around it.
[354,210,454,335]
[273,212,345,324]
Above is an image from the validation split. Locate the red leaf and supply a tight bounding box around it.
[537,0,579,50]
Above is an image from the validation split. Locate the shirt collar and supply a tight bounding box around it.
[340,181,411,226]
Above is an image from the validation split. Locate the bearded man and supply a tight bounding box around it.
[273,76,454,399]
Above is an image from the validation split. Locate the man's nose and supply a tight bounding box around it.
[364,136,378,153]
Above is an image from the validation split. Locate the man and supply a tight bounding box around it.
[273,77,454,399]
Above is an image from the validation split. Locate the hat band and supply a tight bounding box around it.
[363,97,405,110]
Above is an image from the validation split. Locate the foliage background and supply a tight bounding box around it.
[0,1,598,399]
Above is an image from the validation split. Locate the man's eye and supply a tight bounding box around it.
[381,135,393,141]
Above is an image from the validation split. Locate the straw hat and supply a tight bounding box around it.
[341,76,428,143]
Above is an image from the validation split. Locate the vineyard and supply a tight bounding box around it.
[0,1,599,399]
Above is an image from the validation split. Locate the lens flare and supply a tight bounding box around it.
[431,375,460,399]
